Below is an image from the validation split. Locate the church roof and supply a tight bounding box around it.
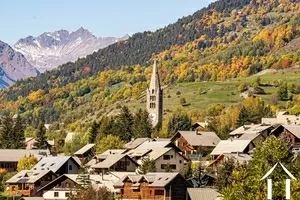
[149,60,161,90]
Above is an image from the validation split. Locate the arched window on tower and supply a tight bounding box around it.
[152,89,155,94]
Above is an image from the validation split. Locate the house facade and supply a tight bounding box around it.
[271,125,300,151]
[114,173,191,200]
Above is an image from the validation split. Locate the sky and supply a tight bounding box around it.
[1,0,213,45]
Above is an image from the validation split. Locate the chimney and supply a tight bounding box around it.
[131,138,134,142]
[102,169,104,181]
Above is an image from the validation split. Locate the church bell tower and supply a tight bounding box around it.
[147,60,163,127]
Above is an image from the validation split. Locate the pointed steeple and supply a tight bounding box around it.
[150,60,161,90]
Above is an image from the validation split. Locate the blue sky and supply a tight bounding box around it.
[2,0,213,45]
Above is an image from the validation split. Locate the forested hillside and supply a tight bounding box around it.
[0,0,300,134]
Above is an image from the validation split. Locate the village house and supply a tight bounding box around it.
[207,153,252,172]
[32,156,81,176]
[73,143,96,162]
[271,125,300,153]
[170,131,220,160]
[38,172,135,200]
[25,137,54,150]
[210,140,254,159]
[191,121,208,131]
[6,170,57,197]
[0,149,50,172]
[136,147,188,172]
[114,172,192,200]
[91,154,138,174]
[262,111,300,125]
[85,149,128,168]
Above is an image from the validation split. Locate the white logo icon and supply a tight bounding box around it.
[261,162,296,200]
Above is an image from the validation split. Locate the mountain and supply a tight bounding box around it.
[14,27,129,72]
[0,0,299,127]
[0,40,39,88]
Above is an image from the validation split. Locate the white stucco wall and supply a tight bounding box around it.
[154,149,185,172]
[43,190,74,200]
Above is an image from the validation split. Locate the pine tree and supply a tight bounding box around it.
[138,157,156,174]
[0,116,14,148]
[114,106,134,142]
[12,115,25,149]
[167,113,191,137]
[34,120,49,149]
[88,121,99,143]
[132,109,152,138]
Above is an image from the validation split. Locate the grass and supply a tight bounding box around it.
[125,70,300,115]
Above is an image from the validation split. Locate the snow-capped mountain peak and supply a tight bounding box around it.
[14,27,129,72]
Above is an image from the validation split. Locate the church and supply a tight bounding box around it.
[146,60,163,127]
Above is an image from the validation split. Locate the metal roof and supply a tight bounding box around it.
[176,131,220,147]
[6,170,54,184]
[187,188,221,200]
[0,149,50,162]
[74,144,95,155]
[32,156,75,173]
[210,140,252,155]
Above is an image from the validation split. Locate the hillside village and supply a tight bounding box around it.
[0,62,299,200]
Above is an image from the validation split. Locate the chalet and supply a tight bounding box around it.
[32,156,80,176]
[191,121,208,131]
[186,188,222,200]
[38,172,135,199]
[207,153,252,172]
[0,149,50,172]
[6,170,56,197]
[210,140,254,158]
[73,143,96,162]
[271,125,300,152]
[25,137,54,150]
[114,172,192,200]
[136,147,188,172]
[262,111,300,125]
[170,131,220,159]
[91,154,138,174]
[85,149,128,168]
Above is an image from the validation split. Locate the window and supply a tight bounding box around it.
[163,155,171,160]
[152,89,155,94]
[179,160,182,164]
[65,192,70,197]
[154,190,164,195]
[54,192,59,197]
[133,188,140,192]
[170,164,176,170]
[68,165,73,171]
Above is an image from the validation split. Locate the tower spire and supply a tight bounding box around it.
[150,60,160,90]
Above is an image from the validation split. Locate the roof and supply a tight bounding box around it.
[173,131,220,147]
[210,140,252,156]
[20,197,45,200]
[65,132,76,143]
[114,172,180,188]
[135,140,171,150]
[96,149,127,159]
[223,153,252,162]
[236,133,261,141]
[74,144,95,155]
[229,124,272,136]
[187,188,221,200]
[91,154,138,169]
[282,125,300,138]
[6,170,54,184]
[192,122,208,128]
[126,148,152,158]
[0,149,50,162]
[32,156,79,173]
[25,138,55,147]
[124,138,149,149]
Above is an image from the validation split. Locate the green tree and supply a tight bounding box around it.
[68,185,113,200]
[88,121,99,143]
[96,135,124,154]
[0,116,14,148]
[276,82,288,101]
[132,109,152,138]
[167,112,191,137]
[216,158,236,191]
[180,161,193,179]
[164,162,172,172]
[114,106,134,142]
[64,133,87,155]
[138,156,156,174]
[17,155,38,171]
[12,115,25,149]
[221,137,299,200]
[34,121,49,149]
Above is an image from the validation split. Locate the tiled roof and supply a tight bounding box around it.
[210,140,251,156]
[176,131,220,147]
[187,188,221,200]
[0,149,50,162]
[74,144,95,155]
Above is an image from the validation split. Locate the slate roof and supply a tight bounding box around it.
[74,144,95,155]
[114,172,180,188]
[174,131,220,147]
[0,149,50,162]
[6,170,54,184]
[210,140,252,155]
[187,188,221,200]
[32,156,78,173]
[124,138,149,149]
